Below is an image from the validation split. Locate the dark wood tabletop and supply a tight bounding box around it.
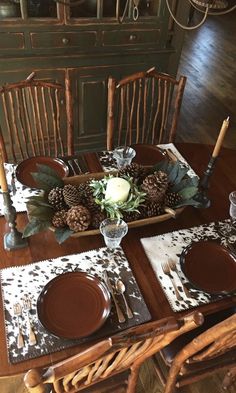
[0,143,236,377]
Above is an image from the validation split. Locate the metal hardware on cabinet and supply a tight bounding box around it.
[62,37,69,45]
[129,34,137,41]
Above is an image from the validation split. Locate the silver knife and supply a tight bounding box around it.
[73,158,82,173]
[103,271,125,323]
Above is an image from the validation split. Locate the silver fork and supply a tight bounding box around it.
[22,295,37,346]
[168,259,193,299]
[13,303,25,349]
[161,262,182,301]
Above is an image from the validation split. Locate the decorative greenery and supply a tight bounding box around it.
[22,157,201,243]
[153,159,201,208]
[90,175,146,219]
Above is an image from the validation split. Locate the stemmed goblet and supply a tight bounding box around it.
[99,218,128,250]
[113,146,136,169]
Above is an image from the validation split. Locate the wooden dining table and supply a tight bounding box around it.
[0,142,235,377]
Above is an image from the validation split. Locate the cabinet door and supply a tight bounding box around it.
[69,62,170,152]
[70,68,108,152]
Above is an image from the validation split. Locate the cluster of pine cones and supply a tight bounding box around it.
[48,181,106,232]
[48,163,181,232]
[118,163,182,221]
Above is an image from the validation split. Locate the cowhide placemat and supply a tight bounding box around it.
[0,247,151,364]
[141,220,236,312]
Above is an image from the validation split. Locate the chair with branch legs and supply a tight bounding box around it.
[24,312,203,393]
[106,67,186,151]
[0,71,74,163]
[153,311,236,393]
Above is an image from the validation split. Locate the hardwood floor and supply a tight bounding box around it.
[1,8,236,393]
[176,9,236,150]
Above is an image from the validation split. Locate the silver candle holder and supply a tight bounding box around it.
[3,190,28,251]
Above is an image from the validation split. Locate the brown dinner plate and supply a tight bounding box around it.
[16,156,69,188]
[37,272,111,339]
[132,143,165,166]
[180,240,236,294]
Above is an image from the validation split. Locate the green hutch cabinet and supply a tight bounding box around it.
[0,0,189,152]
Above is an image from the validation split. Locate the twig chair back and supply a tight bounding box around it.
[24,312,203,393]
[0,72,74,163]
[162,313,236,393]
[106,67,186,150]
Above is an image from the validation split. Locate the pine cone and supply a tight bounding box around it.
[118,163,148,184]
[66,205,91,232]
[79,181,99,213]
[48,187,65,211]
[52,209,68,228]
[63,184,81,207]
[91,211,106,229]
[141,171,168,203]
[165,192,182,208]
[122,210,140,222]
[139,200,164,218]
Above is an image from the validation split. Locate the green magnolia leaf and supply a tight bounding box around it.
[178,186,198,200]
[36,164,63,181]
[26,196,52,208]
[54,228,74,244]
[166,162,181,184]
[153,158,170,173]
[31,172,63,191]
[172,165,189,185]
[27,204,54,220]
[22,219,51,238]
[175,198,203,208]
[170,176,199,193]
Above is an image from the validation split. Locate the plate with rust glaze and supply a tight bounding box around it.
[16,156,69,188]
[180,240,236,294]
[131,144,166,166]
[37,272,111,339]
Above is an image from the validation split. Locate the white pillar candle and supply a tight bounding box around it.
[105,177,130,203]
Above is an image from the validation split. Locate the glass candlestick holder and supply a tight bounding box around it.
[3,190,28,251]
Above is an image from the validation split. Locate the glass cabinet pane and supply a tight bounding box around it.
[27,0,57,18]
[0,1,21,19]
[69,0,159,20]
[139,0,159,17]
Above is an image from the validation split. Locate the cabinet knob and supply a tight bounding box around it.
[129,34,137,42]
[62,37,69,45]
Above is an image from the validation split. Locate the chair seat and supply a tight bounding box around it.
[159,307,236,367]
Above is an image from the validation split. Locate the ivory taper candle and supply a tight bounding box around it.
[0,152,8,192]
[105,177,130,203]
[212,117,230,158]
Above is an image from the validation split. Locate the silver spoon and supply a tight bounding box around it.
[115,280,133,319]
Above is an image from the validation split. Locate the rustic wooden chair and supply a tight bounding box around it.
[24,312,203,393]
[106,67,186,150]
[0,72,74,163]
[153,311,236,393]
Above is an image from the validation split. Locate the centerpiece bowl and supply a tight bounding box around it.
[23,158,200,243]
